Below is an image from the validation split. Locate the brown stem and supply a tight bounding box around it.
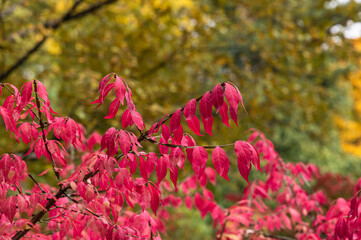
[11,170,98,240]
[1,0,117,82]
[27,172,45,193]
[217,210,230,240]
[33,80,60,181]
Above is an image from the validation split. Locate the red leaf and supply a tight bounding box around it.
[202,116,213,136]
[127,153,138,175]
[149,184,160,215]
[17,195,29,214]
[139,156,148,180]
[170,147,185,169]
[169,108,182,133]
[161,124,170,141]
[130,110,145,131]
[1,196,16,222]
[199,92,212,120]
[0,106,18,136]
[185,135,196,164]
[185,196,192,209]
[211,147,230,180]
[104,98,121,119]
[114,75,126,104]
[184,98,196,121]
[19,81,33,108]
[173,124,183,144]
[229,103,238,126]
[170,166,179,189]
[121,109,133,129]
[98,73,113,92]
[219,101,231,127]
[211,84,224,113]
[186,115,202,136]
[92,83,115,108]
[225,83,240,113]
[227,81,247,114]
[156,156,167,184]
[192,146,208,179]
[234,141,254,183]
[117,130,131,156]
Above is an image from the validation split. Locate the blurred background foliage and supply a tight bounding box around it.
[2,0,361,238]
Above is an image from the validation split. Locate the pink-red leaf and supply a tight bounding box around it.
[211,146,230,180]
[184,99,196,121]
[186,115,202,136]
[199,92,212,120]
[1,196,16,222]
[98,73,113,92]
[131,111,145,131]
[0,106,18,136]
[149,184,160,215]
[114,75,126,104]
[192,146,208,179]
[211,83,224,113]
[104,98,121,119]
[121,109,133,129]
[219,101,231,127]
[170,147,186,169]
[117,130,131,156]
[161,124,170,141]
[156,156,167,184]
[235,141,258,183]
[202,116,213,136]
[169,109,182,133]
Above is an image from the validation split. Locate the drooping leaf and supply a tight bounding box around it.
[149,184,160,215]
[156,156,167,184]
[170,147,186,169]
[211,146,230,180]
[114,75,126,104]
[219,101,231,127]
[1,196,16,222]
[234,141,255,183]
[0,106,18,136]
[130,110,145,131]
[169,108,182,133]
[172,124,183,144]
[104,98,121,119]
[117,130,131,156]
[186,115,202,136]
[211,83,224,113]
[192,146,208,179]
[121,109,133,129]
[199,92,212,120]
[202,116,213,136]
[184,98,196,121]
[161,124,170,141]
[98,73,113,92]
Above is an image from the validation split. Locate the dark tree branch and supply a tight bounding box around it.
[0,0,117,82]
[11,170,98,240]
[0,36,47,82]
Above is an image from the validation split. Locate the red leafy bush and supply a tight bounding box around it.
[0,74,359,239]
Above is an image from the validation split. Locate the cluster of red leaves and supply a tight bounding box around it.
[0,75,359,240]
[161,130,361,239]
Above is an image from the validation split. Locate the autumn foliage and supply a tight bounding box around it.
[0,74,360,239]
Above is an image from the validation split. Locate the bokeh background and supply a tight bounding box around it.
[1,0,361,238]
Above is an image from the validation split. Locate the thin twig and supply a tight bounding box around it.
[1,0,117,82]
[11,170,98,240]
[27,172,46,193]
[33,80,60,181]
[146,136,235,149]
